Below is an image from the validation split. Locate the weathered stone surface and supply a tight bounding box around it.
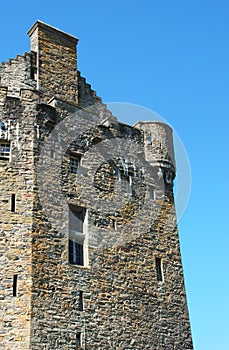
[0,21,193,349]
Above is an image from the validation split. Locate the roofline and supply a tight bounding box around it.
[27,20,79,44]
[133,120,173,131]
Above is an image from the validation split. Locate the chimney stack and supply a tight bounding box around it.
[28,21,79,104]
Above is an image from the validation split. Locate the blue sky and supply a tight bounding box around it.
[0,1,228,349]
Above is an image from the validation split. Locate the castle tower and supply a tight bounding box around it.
[0,22,193,349]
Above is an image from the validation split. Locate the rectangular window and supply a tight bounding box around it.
[156,257,163,282]
[0,141,10,160]
[69,206,86,266]
[69,155,81,174]
[149,133,153,144]
[149,186,155,200]
[69,240,84,266]
[79,291,84,311]
[31,66,37,80]
[69,207,86,233]
[112,219,117,231]
[50,148,54,158]
[13,275,18,297]
[11,194,16,212]
[76,333,81,347]
[121,175,132,194]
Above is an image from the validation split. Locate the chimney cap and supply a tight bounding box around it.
[27,20,79,44]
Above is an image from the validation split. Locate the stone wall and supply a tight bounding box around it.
[28,99,193,349]
[0,21,193,350]
[0,88,39,349]
[0,52,36,97]
[77,71,102,107]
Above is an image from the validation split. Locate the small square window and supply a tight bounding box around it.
[0,141,10,160]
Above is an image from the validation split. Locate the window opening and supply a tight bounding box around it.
[0,141,10,160]
[76,333,81,347]
[31,67,37,80]
[156,257,163,282]
[121,175,132,194]
[69,155,81,174]
[11,194,16,212]
[149,187,155,201]
[13,275,18,297]
[0,121,6,131]
[149,133,153,144]
[112,219,117,231]
[79,291,84,311]
[50,148,54,158]
[69,206,86,266]
[69,207,85,233]
[69,240,84,266]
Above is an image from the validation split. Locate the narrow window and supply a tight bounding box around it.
[76,333,81,347]
[0,121,6,131]
[79,291,84,311]
[149,187,155,201]
[31,67,37,80]
[156,257,163,282]
[112,219,117,231]
[121,175,132,194]
[11,194,16,212]
[69,240,84,266]
[69,206,86,266]
[149,134,153,144]
[0,141,10,160]
[69,155,81,174]
[13,275,18,297]
[69,207,86,234]
[50,148,54,158]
